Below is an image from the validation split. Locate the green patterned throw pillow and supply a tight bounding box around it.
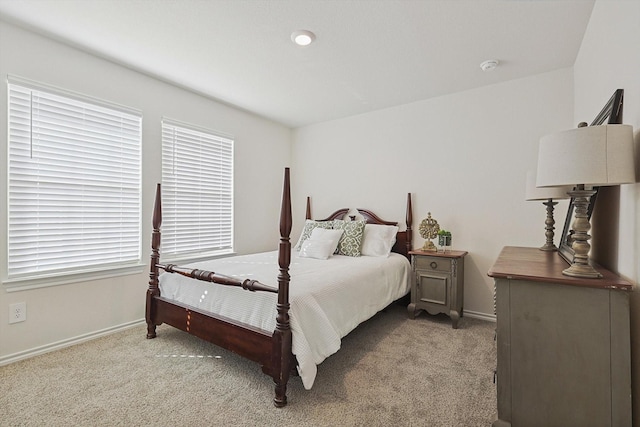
[332,220,366,257]
[294,220,334,251]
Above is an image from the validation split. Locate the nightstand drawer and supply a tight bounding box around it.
[414,255,452,273]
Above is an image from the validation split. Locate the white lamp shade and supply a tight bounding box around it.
[536,124,635,187]
[525,170,571,200]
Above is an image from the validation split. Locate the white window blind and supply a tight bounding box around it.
[7,79,142,280]
[161,120,234,258]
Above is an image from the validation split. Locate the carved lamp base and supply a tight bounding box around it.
[539,199,558,252]
[562,186,602,279]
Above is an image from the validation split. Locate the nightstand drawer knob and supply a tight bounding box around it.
[430,261,438,269]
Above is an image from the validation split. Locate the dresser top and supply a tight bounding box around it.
[488,246,632,291]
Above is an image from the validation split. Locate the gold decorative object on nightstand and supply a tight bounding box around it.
[418,212,439,251]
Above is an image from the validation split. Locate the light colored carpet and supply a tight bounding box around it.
[0,304,497,426]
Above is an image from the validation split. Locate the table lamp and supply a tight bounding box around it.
[525,170,571,251]
[536,123,635,278]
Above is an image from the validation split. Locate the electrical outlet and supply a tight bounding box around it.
[9,302,26,324]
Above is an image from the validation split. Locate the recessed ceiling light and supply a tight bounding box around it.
[291,30,315,46]
[480,59,499,72]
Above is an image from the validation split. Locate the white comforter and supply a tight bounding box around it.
[158,251,411,389]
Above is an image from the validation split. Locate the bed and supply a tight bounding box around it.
[145,168,413,406]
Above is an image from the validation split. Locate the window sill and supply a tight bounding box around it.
[2,263,147,292]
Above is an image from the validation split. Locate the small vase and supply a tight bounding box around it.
[438,235,451,246]
[438,235,451,252]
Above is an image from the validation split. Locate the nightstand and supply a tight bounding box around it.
[408,249,467,329]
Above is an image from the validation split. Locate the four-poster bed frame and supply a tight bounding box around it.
[145,168,413,406]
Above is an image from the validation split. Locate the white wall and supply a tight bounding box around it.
[292,69,574,318]
[573,0,640,422]
[0,22,292,361]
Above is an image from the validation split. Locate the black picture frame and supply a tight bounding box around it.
[557,89,624,264]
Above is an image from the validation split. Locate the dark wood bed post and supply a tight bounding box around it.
[305,196,311,220]
[406,193,413,254]
[146,183,162,339]
[273,167,292,407]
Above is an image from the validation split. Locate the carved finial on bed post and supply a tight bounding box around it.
[146,183,162,339]
[406,193,413,255]
[305,196,311,220]
[273,167,293,407]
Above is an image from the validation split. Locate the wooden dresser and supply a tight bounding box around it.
[488,246,632,427]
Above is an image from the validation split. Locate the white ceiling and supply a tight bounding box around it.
[0,0,595,128]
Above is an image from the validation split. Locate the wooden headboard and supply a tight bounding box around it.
[304,194,413,259]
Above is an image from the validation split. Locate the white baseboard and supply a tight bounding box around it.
[464,310,496,322]
[0,318,145,367]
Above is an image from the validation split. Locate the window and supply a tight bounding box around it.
[6,77,142,285]
[161,119,234,260]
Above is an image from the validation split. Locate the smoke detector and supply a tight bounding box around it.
[480,59,499,72]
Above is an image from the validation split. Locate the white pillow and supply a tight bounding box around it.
[294,220,334,251]
[309,227,343,254]
[299,239,336,260]
[298,229,344,260]
[361,224,399,257]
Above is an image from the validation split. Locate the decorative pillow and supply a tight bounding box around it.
[361,224,399,257]
[332,220,366,257]
[294,220,334,251]
[298,228,344,259]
